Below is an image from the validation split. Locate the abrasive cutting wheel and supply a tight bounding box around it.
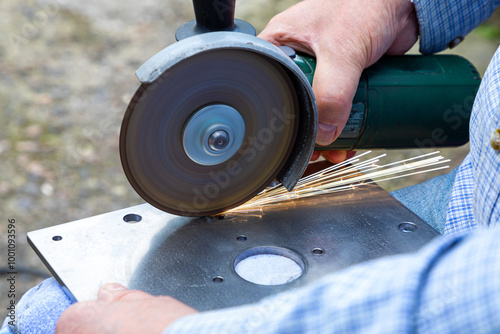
[120,48,301,216]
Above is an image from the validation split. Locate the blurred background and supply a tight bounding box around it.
[1,0,500,303]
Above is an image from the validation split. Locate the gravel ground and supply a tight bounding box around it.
[1,0,499,307]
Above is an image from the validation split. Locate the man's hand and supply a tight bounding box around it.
[56,283,197,334]
[259,0,418,162]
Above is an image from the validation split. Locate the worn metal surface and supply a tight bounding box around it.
[28,183,438,311]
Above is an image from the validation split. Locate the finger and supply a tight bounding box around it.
[97,283,152,303]
[258,3,316,54]
[56,302,100,334]
[312,45,364,145]
[97,283,129,302]
[320,150,348,164]
[386,4,419,55]
[258,25,314,55]
[386,10,418,55]
[303,160,334,177]
[257,19,286,45]
[346,150,357,160]
[310,151,321,161]
[320,150,357,164]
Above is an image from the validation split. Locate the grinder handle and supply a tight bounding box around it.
[291,52,481,150]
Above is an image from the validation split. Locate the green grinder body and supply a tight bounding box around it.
[294,54,481,150]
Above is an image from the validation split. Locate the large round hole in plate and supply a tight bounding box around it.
[234,246,304,286]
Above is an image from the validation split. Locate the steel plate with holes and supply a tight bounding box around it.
[28,183,438,311]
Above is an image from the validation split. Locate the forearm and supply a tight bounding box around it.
[413,0,500,53]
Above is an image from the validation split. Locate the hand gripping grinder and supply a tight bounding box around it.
[119,0,481,217]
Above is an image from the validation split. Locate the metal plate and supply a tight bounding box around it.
[28,183,438,311]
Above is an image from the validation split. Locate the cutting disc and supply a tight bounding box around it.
[120,49,299,216]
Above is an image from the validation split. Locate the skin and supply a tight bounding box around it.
[56,283,197,334]
[259,0,418,163]
[57,0,419,332]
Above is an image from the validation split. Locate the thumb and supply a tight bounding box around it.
[312,47,364,145]
[97,283,130,302]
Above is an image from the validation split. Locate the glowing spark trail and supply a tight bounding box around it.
[226,151,449,213]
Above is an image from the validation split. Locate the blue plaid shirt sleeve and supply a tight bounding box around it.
[445,46,500,234]
[164,1,500,333]
[412,0,500,54]
[468,48,500,228]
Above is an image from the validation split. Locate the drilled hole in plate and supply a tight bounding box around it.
[52,236,62,241]
[212,276,224,283]
[398,222,418,233]
[236,235,247,242]
[312,248,324,255]
[123,214,142,223]
[234,246,304,286]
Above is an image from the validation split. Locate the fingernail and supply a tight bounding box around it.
[102,283,127,292]
[316,122,336,145]
[97,283,128,301]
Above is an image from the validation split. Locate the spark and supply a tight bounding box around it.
[226,151,450,213]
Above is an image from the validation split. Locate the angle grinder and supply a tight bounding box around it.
[119,0,481,217]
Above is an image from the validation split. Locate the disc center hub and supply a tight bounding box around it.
[183,104,245,166]
[208,130,230,151]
